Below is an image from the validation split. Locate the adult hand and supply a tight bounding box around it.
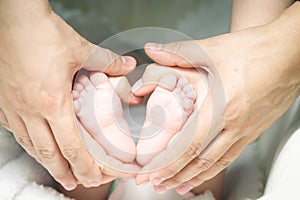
[0,0,136,190]
[135,2,300,194]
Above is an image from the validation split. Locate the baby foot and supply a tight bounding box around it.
[73,72,136,163]
[136,74,196,166]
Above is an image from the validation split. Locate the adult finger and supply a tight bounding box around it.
[6,112,37,158]
[0,108,9,129]
[81,43,137,76]
[46,94,102,189]
[23,116,77,190]
[100,162,138,180]
[144,41,211,69]
[154,129,235,189]
[175,139,249,195]
[101,174,117,184]
[172,128,263,191]
[136,95,215,186]
[77,121,140,179]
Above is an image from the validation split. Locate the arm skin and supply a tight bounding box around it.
[231,0,295,31]
[0,0,137,190]
[134,1,300,196]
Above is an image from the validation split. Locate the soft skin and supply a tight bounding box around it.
[0,0,137,190]
[135,1,300,195]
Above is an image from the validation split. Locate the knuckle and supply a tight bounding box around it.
[104,48,117,67]
[36,147,57,161]
[185,143,201,159]
[167,41,182,55]
[0,108,7,120]
[195,158,214,171]
[0,121,9,129]
[215,158,231,169]
[61,145,80,163]
[225,101,246,126]
[162,166,178,178]
[54,171,70,182]
[15,135,33,148]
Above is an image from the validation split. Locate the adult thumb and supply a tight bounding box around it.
[80,43,137,76]
[144,40,211,69]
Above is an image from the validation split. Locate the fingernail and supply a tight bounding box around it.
[63,183,76,191]
[121,56,135,67]
[177,184,193,195]
[87,180,101,187]
[152,177,163,186]
[131,79,143,93]
[145,43,162,51]
[156,185,169,194]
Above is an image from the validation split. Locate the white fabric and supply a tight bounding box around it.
[258,121,300,200]
[108,179,215,200]
[223,96,300,200]
[0,127,71,200]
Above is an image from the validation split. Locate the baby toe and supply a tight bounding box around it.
[183,98,194,113]
[73,82,84,93]
[85,82,94,92]
[72,90,80,100]
[90,72,105,86]
[159,74,177,91]
[187,89,196,100]
[73,100,81,114]
[78,75,91,87]
[178,77,189,89]
[183,83,193,93]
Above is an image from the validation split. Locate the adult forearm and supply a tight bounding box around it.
[231,0,294,32]
[267,1,300,96]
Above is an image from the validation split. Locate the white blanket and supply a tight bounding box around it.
[0,127,71,200]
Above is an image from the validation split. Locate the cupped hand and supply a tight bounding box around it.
[135,8,300,194]
[0,1,136,190]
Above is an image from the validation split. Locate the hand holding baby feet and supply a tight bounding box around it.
[132,63,215,197]
[134,66,197,166]
[72,64,200,175]
[72,72,136,163]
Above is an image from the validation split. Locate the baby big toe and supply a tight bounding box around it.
[73,82,84,93]
[159,74,177,91]
[90,72,108,86]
